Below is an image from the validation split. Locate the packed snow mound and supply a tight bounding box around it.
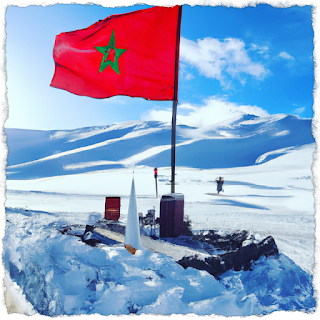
[3,208,315,316]
[5,113,314,179]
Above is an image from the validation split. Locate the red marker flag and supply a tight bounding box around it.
[50,6,181,100]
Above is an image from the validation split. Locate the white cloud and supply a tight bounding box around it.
[179,62,194,80]
[180,37,269,86]
[278,51,295,60]
[142,97,269,128]
[293,106,305,115]
[178,103,197,111]
[249,44,269,55]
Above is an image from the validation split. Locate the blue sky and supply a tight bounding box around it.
[4,2,314,130]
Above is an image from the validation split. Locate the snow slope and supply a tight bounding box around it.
[6,143,315,274]
[3,113,317,316]
[5,114,314,179]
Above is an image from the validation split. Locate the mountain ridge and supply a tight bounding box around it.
[5,113,315,179]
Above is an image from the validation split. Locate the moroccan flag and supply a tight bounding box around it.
[50,6,182,100]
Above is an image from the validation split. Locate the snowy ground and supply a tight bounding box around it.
[3,143,317,316]
[6,143,316,273]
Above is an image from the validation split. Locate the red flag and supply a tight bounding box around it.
[50,6,181,100]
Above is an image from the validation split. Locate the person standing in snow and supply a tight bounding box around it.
[216,177,224,194]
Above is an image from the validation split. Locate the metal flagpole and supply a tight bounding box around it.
[171,98,177,194]
[171,5,182,194]
[159,6,184,239]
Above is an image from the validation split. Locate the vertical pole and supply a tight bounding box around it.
[171,100,177,194]
[171,5,182,194]
[154,167,158,197]
[155,176,158,198]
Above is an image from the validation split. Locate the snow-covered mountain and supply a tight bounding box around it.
[5,113,315,180]
[3,112,317,316]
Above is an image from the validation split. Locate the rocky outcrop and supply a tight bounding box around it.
[178,236,279,278]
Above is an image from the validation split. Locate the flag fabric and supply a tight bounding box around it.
[50,6,181,100]
[124,177,142,254]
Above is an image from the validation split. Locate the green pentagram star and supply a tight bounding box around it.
[95,30,127,75]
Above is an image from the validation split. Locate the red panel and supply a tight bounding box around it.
[105,197,120,220]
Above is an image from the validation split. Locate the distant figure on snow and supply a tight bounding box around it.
[216,177,224,194]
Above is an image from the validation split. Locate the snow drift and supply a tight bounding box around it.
[3,207,315,316]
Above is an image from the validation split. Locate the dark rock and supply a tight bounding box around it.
[58,224,86,236]
[95,219,126,234]
[84,225,95,233]
[178,236,279,278]
[192,230,249,252]
[80,224,121,247]
[183,216,193,236]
